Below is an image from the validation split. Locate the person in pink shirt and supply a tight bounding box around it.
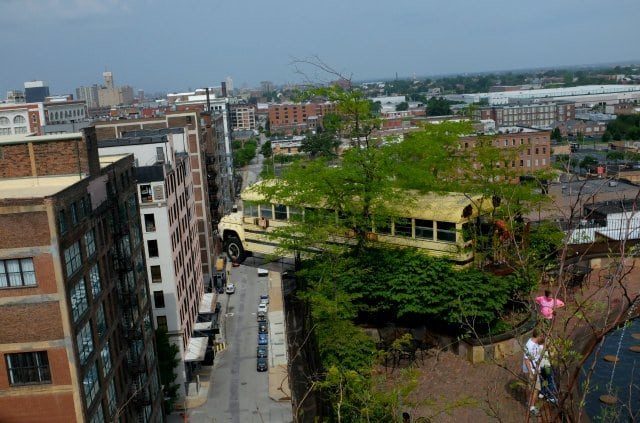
[536,290,565,320]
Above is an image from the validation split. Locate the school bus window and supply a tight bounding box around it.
[288,206,302,222]
[375,217,391,235]
[259,204,273,219]
[436,221,457,242]
[244,203,259,217]
[274,204,287,220]
[394,218,412,237]
[415,219,434,239]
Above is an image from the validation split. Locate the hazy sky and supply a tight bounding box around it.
[1,0,639,95]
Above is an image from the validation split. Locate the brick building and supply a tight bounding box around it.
[473,101,575,128]
[268,102,335,135]
[0,132,163,422]
[93,112,223,280]
[461,127,552,173]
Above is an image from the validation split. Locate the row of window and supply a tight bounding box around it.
[0,115,26,125]
[0,126,28,135]
[63,229,96,278]
[59,195,92,235]
[244,203,462,243]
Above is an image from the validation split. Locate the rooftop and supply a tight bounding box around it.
[99,154,131,169]
[0,132,83,146]
[0,174,82,199]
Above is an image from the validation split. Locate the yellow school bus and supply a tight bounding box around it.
[218,181,493,265]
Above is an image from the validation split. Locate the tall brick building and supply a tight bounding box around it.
[0,132,163,422]
[473,101,575,129]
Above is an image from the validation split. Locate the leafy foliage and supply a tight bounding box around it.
[301,131,341,158]
[426,96,453,116]
[603,114,640,141]
[232,138,258,168]
[260,140,272,158]
[155,328,180,412]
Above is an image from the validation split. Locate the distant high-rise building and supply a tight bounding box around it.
[225,77,233,95]
[76,85,100,108]
[24,81,50,103]
[96,71,134,107]
[6,90,25,104]
[260,81,273,94]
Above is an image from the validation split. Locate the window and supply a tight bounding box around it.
[70,278,88,321]
[140,184,152,203]
[59,210,67,234]
[153,291,165,308]
[5,352,51,385]
[13,115,26,124]
[144,214,156,232]
[0,116,9,125]
[150,265,162,283]
[95,304,107,339]
[89,264,101,299]
[64,242,82,276]
[243,203,259,218]
[83,363,100,406]
[288,206,302,222]
[274,204,287,220]
[259,204,272,219]
[147,240,159,258]
[415,219,434,239]
[394,218,412,237]
[156,147,165,163]
[76,321,94,363]
[107,379,117,416]
[156,316,168,331]
[0,258,36,288]
[101,341,112,375]
[436,222,457,242]
[90,404,105,423]
[84,230,96,258]
[70,203,79,225]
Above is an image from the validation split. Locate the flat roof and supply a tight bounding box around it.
[0,174,83,199]
[0,132,83,146]
[99,154,131,169]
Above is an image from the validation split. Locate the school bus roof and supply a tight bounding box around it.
[241,180,492,223]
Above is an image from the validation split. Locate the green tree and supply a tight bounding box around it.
[579,155,598,170]
[260,140,272,158]
[551,127,563,143]
[426,97,452,116]
[156,328,180,412]
[300,132,341,158]
[395,101,408,111]
[601,131,612,143]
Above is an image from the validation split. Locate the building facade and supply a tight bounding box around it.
[0,131,163,422]
[93,112,221,279]
[268,102,335,135]
[97,129,211,398]
[0,102,45,136]
[474,102,575,129]
[76,85,100,109]
[229,104,256,131]
[24,81,50,103]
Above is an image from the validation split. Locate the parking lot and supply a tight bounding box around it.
[184,263,292,423]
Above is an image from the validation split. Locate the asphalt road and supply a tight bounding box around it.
[186,264,291,423]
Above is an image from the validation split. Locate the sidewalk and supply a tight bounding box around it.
[267,271,292,402]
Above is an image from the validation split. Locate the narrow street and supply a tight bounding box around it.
[184,264,292,422]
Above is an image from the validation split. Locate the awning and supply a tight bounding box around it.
[194,321,213,332]
[199,293,215,314]
[184,337,208,362]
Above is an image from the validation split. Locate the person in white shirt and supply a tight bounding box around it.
[523,329,545,416]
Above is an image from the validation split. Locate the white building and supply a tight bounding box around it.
[568,200,640,244]
[456,85,640,107]
[98,128,213,399]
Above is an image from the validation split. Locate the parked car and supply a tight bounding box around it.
[257,268,269,277]
[258,322,268,334]
[225,283,235,294]
[258,303,268,313]
[257,357,268,372]
[257,313,267,323]
[260,294,269,305]
[257,345,268,358]
[258,333,268,345]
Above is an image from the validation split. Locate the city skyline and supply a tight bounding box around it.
[1,0,640,96]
